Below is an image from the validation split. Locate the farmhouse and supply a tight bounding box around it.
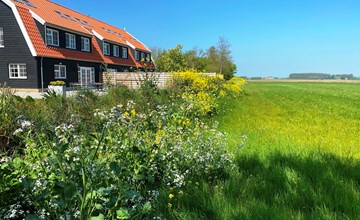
[0,0,154,90]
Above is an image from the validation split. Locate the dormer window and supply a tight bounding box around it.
[46,28,59,46]
[103,42,110,55]
[0,27,4,47]
[81,37,90,52]
[135,50,139,61]
[65,33,76,49]
[113,45,119,57]
[122,47,128,59]
[140,52,145,61]
[146,54,151,62]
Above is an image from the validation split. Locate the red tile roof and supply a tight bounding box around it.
[12,0,153,68]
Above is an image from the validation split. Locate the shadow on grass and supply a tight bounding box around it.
[173,152,360,220]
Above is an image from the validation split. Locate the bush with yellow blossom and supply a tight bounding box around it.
[170,70,245,117]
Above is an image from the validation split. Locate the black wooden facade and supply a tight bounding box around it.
[0,1,38,88]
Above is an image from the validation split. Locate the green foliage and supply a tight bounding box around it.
[0,76,241,219]
[0,84,21,155]
[192,82,360,219]
[154,44,186,72]
[152,37,237,79]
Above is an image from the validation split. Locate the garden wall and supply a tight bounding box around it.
[102,72,217,89]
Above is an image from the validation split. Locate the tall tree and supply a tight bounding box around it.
[205,46,219,73]
[217,37,235,80]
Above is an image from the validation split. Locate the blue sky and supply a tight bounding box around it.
[55,0,360,77]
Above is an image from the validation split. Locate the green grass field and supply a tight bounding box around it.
[176,82,360,219]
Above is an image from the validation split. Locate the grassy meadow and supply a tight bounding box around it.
[175,82,360,219]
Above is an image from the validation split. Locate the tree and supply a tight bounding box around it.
[205,46,219,73]
[151,37,237,79]
[184,48,207,72]
[216,37,236,80]
[152,45,185,72]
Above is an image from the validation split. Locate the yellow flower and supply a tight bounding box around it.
[169,193,174,199]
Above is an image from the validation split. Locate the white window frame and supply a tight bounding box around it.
[135,50,139,61]
[54,64,67,79]
[0,27,4,47]
[146,54,151,62]
[140,52,145,61]
[78,66,95,85]
[65,33,76,49]
[107,68,117,73]
[46,28,59,46]
[113,45,119,57]
[103,42,110,55]
[9,63,27,79]
[122,47,128,59]
[81,37,90,52]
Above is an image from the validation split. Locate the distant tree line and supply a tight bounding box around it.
[151,37,237,80]
[289,73,355,80]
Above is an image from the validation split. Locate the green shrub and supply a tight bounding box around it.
[1,100,233,219]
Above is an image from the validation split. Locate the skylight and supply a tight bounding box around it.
[76,18,92,27]
[22,0,36,8]
[65,14,76,21]
[101,27,126,40]
[14,0,36,8]
[55,11,69,19]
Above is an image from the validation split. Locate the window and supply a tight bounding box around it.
[81,37,90,52]
[9,64,27,79]
[0,27,3,47]
[113,45,119,57]
[54,65,66,79]
[146,54,151,62]
[22,0,36,8]
[55,11,76,21]
[103,42,110,55]
[78,66,95,85]
[65,33,76,49]
[140,52,145,61]
[107,68,117,73]
[122,47,128,59]
[135,50,139,61]
[46,28,59,46]
[75,18,92,27]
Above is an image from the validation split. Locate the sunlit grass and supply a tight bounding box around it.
[218,82,360,158]
[173,82,360,219]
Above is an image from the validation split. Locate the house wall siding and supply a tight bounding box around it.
[39,57,137,86]
[39,57,101,87]
[0,1,38,88]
